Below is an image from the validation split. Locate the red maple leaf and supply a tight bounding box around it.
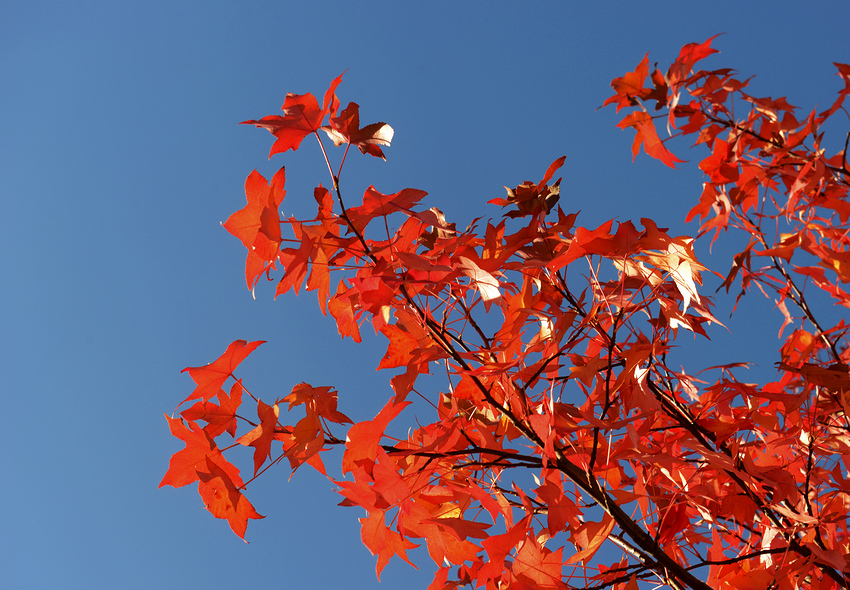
[223,168,286,289]
[567,513,615,564]
[604,53,652,112]
[489,156,565,217]
[179,380,244,438]
[237,399,280,475]
[377,323,421,370]
[359,509,419,579]
[328,278,362,342]
[480,517,530,580]
[667,35,720,86]
[222,168,285,250]
[197,457,264,539]
[342,399,409,474]
[321,101,394,160]
[346,186,428,234]
[284,382,352,424]
[159,415,242,489]
[617,111,684,168]
[241,74,344,157]
[278,411,325,473]
[179,340,264,406]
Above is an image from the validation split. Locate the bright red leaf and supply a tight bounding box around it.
[179,340,264,406]
[321,101,394,160]
[197,457,264,539]
[237,398,280,475]
[241,73,345,157]
[159,415,241,489]
[359,510,419,579]
[617,110,685,168]
[179,380,244,438]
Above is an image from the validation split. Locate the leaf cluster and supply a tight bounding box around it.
[163,44,850,590]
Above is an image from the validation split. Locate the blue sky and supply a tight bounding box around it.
[2,1,848,588]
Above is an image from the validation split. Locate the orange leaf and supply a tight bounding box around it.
[278,411,324,473]
[237,399,280,475]
[342,399,409,474]
[197,457,264,539]
[328,279,362,342]
[179,340,264,406]
[321,101,394,160]
[535,472,581,537]
[480,517,530,580]
[222,168,285,251]
[512,538,564,588]
[346,186,428,234]
[359,510,419,579]
[223,168,286,289]
[159,415,242,489]
[667,35,720,86]
[179,380,244,438]
[567,513,614,564]
[377,323,420,370]
[777,362,850,392]
[490,157,564,217]
[284,382,351,424]
[604,53,651,112]
[240,73,344,157]
[617,111,685,168]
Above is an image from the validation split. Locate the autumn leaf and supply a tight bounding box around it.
[776,361,850,392]
[604,53,652,112]
[402,500,484,566]
[346,186,428,234]
[479,517,530,580]
[159,415,242,489]
[604,53,669,113]
[617,111,685,168]
[284,382,352,424]
[278,411,325,473]
[489,156,565,217]
[223,168,286,289]
[237,398,280,475]
[636,239,704,313]
[754,232,803,262]
[667,35,720,86]
[535,472,581,537]
[567,513,614,564]
[377,323,421,370]
[321,101,394,160]
[179,340,264,406]
[314,185,334,219]
[371,448,410,506]
[241,73,345,157]
[512,538,565,588]
[457,256,501,304]
[342,399,409,474]
[656,501,688,545]
[335,465,384,513]
[179,380,244,438]
[197,457,264,539]
[359,510,419,579]
[241,94,323,157]
[322,71,345,118]
[816,62,850,123]
[222,168,285,251]
[328,278,362,342]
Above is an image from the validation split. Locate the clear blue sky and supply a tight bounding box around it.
[2,1,848,588]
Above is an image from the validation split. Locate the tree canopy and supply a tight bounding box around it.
[162,37,850,590]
